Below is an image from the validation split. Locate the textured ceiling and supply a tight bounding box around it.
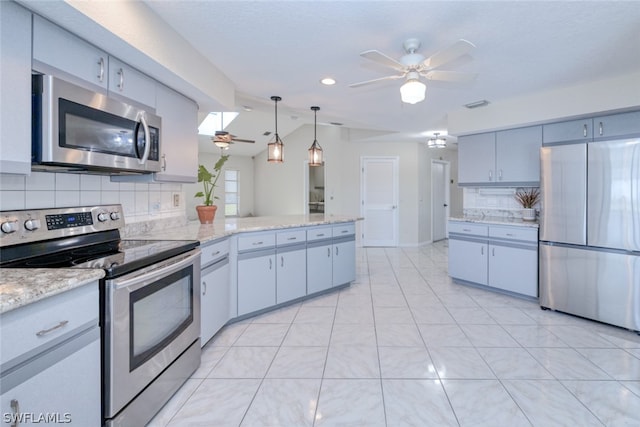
[144,1,640,156]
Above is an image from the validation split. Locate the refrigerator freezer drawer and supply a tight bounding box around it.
[587,139,640,252]
[540,243,640,331]
[539,144,587,245]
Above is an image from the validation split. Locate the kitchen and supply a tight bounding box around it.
[1,1,640,426]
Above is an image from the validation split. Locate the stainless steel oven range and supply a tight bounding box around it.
[0,205,201,426]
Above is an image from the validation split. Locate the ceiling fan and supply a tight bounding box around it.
[212,113,255,149]
[350,38,477,103]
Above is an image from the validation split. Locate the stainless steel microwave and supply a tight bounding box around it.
[32,75,161,174]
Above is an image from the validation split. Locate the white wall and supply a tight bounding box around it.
[184,152,255,221]
[252,124,462,247]
[448,71,640,136]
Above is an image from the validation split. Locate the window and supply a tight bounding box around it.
[224,169,239,217]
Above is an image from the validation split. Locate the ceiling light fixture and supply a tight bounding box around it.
[212,112,230,149]
[308,106,323,167]
[400,71,426,104]
[320,77,336,85]
[267,96,284,163]
[427,132,447,148]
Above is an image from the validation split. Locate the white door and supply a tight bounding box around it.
[431,160,450,242]
[361,157,399,247]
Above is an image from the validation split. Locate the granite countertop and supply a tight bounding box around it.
[0,268,105,314]
[0,214,360,313]
[449,216,539,228]
[128,214,362,243]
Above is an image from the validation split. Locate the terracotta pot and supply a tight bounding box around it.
[196,205,218,224]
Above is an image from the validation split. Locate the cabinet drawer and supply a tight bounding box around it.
[237,232,276,252]
[276,229,306,246]
[448,221,488,237]
[307,226,332,241]
[489,226,538,242]
[1,282,98,366]
[332,223,355,237]
[201,238,230,267]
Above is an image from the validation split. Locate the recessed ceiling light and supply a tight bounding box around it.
[464,100,490,109]
[320,77,336,86]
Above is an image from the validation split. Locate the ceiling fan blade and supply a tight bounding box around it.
[360,50,406,72]
[423,39,475,69]
[231,138,255,144]
[349,74,404,88]
[422,70,478,82]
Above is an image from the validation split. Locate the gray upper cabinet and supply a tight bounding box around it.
[495,125,542,185]
[108,58,156,111]
[458,132,496,185]
[592,111,640,140]
[0,1,32,175]
[543,111,640,145]
[458,126,541,186]
[542,118,593,145]
[33,15,109,91]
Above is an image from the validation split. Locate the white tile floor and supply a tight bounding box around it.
[149,241,640,427]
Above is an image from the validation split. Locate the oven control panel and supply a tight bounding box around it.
[0,205,125,247]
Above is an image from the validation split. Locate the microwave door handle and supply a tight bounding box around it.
[138,115,151,165]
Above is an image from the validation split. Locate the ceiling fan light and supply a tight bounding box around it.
[400,79,426,104]
[213,139,230,149]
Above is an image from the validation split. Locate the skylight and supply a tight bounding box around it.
[198,112,239,135]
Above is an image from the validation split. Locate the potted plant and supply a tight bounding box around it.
[515,187,540,221]
[194,154,229,224]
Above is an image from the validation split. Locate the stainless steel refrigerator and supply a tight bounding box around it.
[539,138,640,331]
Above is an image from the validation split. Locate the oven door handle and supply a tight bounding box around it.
[111,250,200,291]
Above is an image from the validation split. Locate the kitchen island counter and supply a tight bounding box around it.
[449,216,539,228]
[127,214,361,243]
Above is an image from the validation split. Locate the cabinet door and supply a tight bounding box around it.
[458,133,496,184]
[593,111,640,140]
[307,244,333,294]
[108,58,156,110]
[33,15,108,90]
[237,254,276,316]
[495,126,542,185]
[0,339,101,426]
[276,248,307,303]
[489,244,538,297]
[333,240,356,286]
[448,238,488,285]
[0,1,31,175]
[201,259,230,346]
[153,85,198,182]
[542,119,592,145]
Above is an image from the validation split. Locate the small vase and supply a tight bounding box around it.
[196,205,218,224]
[522,208,536,221]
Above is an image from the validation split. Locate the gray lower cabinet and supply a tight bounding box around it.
[276,245,307,304]
[0,282,101,426]
[307,241,333,294]
[237,249,276,316]
[200,239,231,345]
[448,221,538,298]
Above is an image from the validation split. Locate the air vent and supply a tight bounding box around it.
[263,131,272,136]
[464,100,490,109]
[329,122,343,126]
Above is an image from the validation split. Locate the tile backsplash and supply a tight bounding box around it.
[463,187,539,219]
[0,172,185,223]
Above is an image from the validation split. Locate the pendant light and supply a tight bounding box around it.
[308,106,323,166]
[267,96,284,163]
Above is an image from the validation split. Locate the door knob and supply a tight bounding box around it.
[444,204,448,207]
